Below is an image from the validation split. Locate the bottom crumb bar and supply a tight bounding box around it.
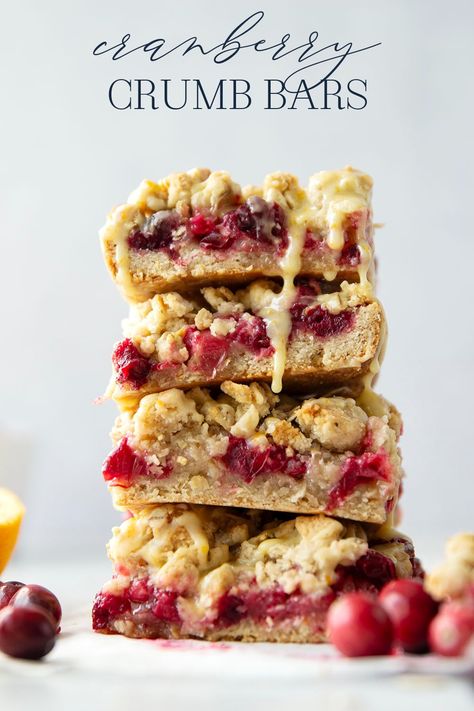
[92,504,422,643]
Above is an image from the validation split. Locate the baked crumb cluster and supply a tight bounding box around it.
[115,381,397,455]
[426,533,474,600]
[110,167,371,225]
[105,505,413,599]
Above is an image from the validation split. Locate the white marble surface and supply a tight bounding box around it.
[0,559,472,711]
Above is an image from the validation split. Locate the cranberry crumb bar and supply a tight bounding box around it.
[92,504,422,642]
[425,533,474,601]
[100,167,374,303]
[103,382,402,524]
[108,279,383,405]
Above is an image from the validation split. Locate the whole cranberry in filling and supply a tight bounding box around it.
[128,210,180,251]
[113,339,152,389]
[355,550,396,586]
[220,198,287,247]
[379,579,439,653]
[128,579,151,603]
[221,436,306,484]
[152,590,180,624]
[229,317,273,356]
[92,592,130,630]
[188,213,218,237]
[290,301,355,339]
[102,438,149,487]
[183,328,229,376]
[327,450,391,510]
[327,592,394,657]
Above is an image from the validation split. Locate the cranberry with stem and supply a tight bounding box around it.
[379,579,438,653]
[327,592,394,657]
[0,605,56,660]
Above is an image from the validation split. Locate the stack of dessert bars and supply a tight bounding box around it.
[93,167,422,643]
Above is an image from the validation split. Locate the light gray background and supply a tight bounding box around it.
[1,0,473,562]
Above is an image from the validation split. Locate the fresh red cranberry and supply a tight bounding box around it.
[0,605,56,660]
[229,316,273,356]
[189,212,218,237]
[152,590,180,624]
[337,212,363,266]
[112,339,152,389]
[92,592,130,630]
[102,438,149,487]
[290,301,355,339]
[327,450,391,510]
[128,210,180,250]
[327,592,394,657]
[11,585,62,630]
[221,436,307,484]
[379,579,438,653]
[428,601,474,657]
[183,328,229,375]
[0,582,24,610]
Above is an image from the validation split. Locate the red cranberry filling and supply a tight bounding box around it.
[327,450,392,510]
[334,550,398,597]
[290,294,355,339]
[102,439,172,488]
[128,211,181,250]
[214,587,335,629]
[92,592,131,630]
[102,439,149,487]
[338,212,363,266]
[113,339,152,389]
[221,436,307,484]
[182,328,229,376]
[228,316,273,356]
[129,199,288,254]
[152,590,181,624]
[93,580,336,633]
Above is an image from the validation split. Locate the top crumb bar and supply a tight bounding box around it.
[100,167,374,303]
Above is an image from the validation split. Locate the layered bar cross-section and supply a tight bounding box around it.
[92,504,423,642]
[108,279,383,406]
[103,382,403,524]
[100,167,374,302]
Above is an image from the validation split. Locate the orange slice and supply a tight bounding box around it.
[0,488,25,575]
